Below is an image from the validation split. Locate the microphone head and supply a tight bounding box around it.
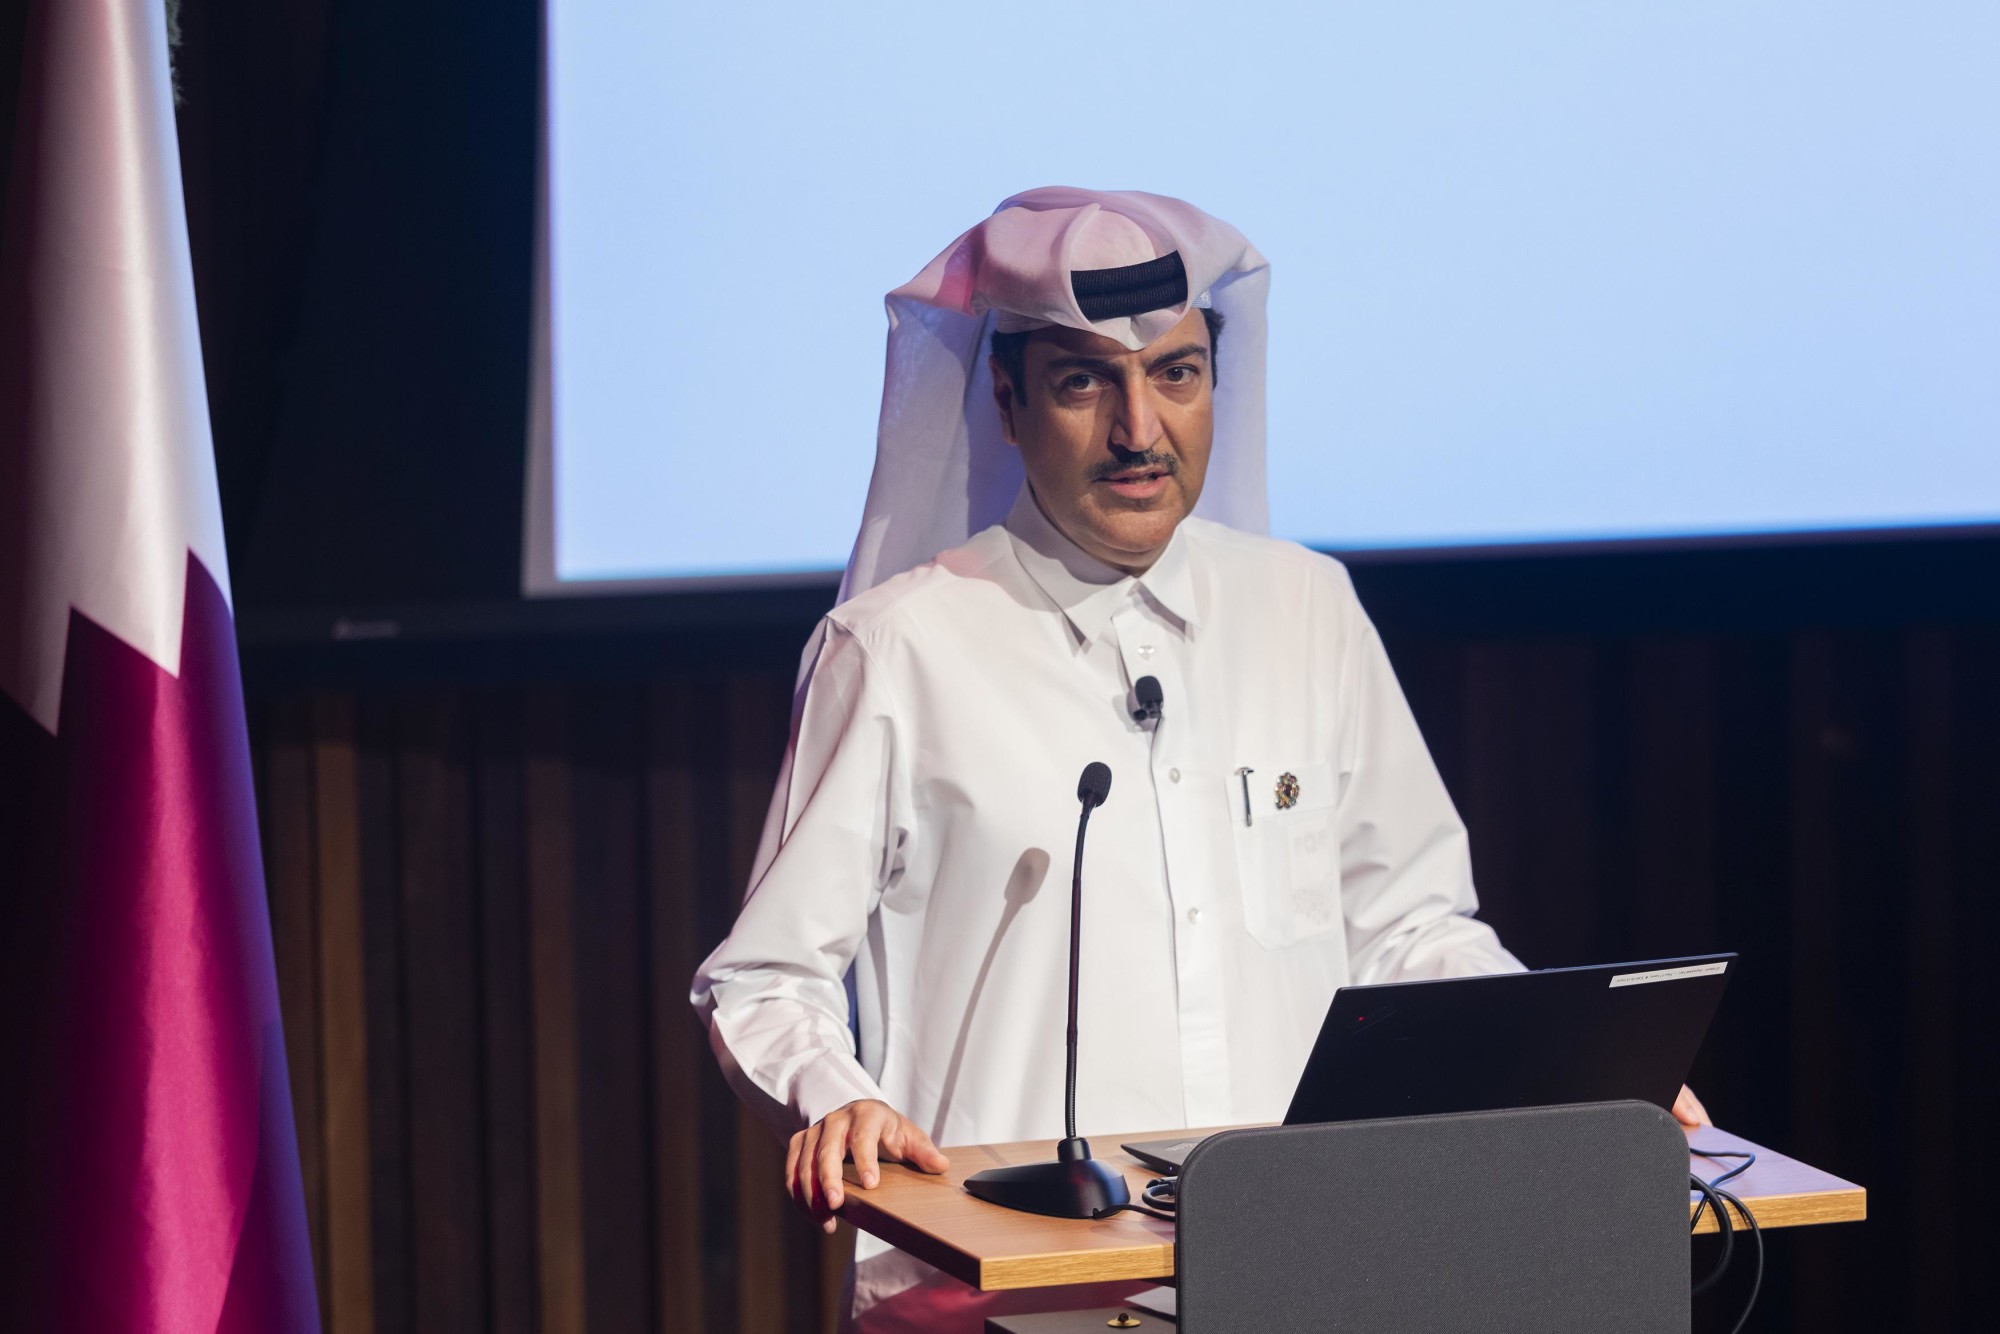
[1077,761,1113,809]
[1134,675,1163,708]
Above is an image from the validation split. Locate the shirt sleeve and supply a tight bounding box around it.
[690,618,909,1137]
[1328,571,1525,984]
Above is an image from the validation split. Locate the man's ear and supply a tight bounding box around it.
[988,357,1019,446]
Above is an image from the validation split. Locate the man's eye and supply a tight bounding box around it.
[1161,365,1197,384]
[1061,374,1098,393]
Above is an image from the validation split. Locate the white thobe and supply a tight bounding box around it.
[692,491,1521,1324]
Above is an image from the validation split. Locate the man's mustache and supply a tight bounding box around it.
[1090,451,1178,482]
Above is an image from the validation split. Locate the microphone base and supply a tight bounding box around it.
[963,1155,1132,1219]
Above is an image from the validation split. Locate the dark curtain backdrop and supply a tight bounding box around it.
[248,674,850,1334]
[102,0,2000,1329]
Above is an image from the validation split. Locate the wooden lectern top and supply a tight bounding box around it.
[838,1123,1865,1292]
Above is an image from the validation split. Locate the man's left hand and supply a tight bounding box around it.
[1672,1085,1711,1127]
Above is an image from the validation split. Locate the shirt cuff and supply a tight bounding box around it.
[792,1052,891,1128]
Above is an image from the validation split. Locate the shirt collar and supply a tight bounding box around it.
[1004,487,1202,645]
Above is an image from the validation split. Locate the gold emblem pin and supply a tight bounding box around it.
[1275,772,1300,810]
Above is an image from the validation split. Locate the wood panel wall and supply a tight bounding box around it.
[246,621,2000,1333]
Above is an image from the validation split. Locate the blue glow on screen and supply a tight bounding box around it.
[547,0,1999,583]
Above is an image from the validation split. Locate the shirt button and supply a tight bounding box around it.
[1186,906,1202,925]
[1168,767,1182,783]
[1138,643,1156,659]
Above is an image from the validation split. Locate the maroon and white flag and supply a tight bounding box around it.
[0,1,319,1329]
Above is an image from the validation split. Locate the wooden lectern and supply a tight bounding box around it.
[839,1103,1865,1331]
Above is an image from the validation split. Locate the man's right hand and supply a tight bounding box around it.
[786,1099,951,1234]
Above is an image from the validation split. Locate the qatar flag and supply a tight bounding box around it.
[0,1,319,1330]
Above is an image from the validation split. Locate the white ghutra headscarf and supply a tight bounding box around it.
[841,187,1271,601]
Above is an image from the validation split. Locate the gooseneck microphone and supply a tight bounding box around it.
[1131,675,1164,724]
[1064,763,1112,1147]
[963,762,1132,1218]
[1077,760,1114,806]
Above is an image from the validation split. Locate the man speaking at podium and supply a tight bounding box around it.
[693,188,1704,1330]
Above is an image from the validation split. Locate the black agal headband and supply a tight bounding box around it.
[1070,250,1189,322]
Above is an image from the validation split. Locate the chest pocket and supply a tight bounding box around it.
[1226,761,1342,950]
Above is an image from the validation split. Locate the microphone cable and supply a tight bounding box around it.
[1092,1175,1179,1222]
[1690,1147,1763,1334]
[1690,1146,1755,1230]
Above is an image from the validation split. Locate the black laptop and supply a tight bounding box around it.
[1124,953,1733,1174]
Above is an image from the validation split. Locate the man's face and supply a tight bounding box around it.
[991,307,1214,574]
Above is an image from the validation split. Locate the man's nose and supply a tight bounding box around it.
[1108,379,1164,452]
